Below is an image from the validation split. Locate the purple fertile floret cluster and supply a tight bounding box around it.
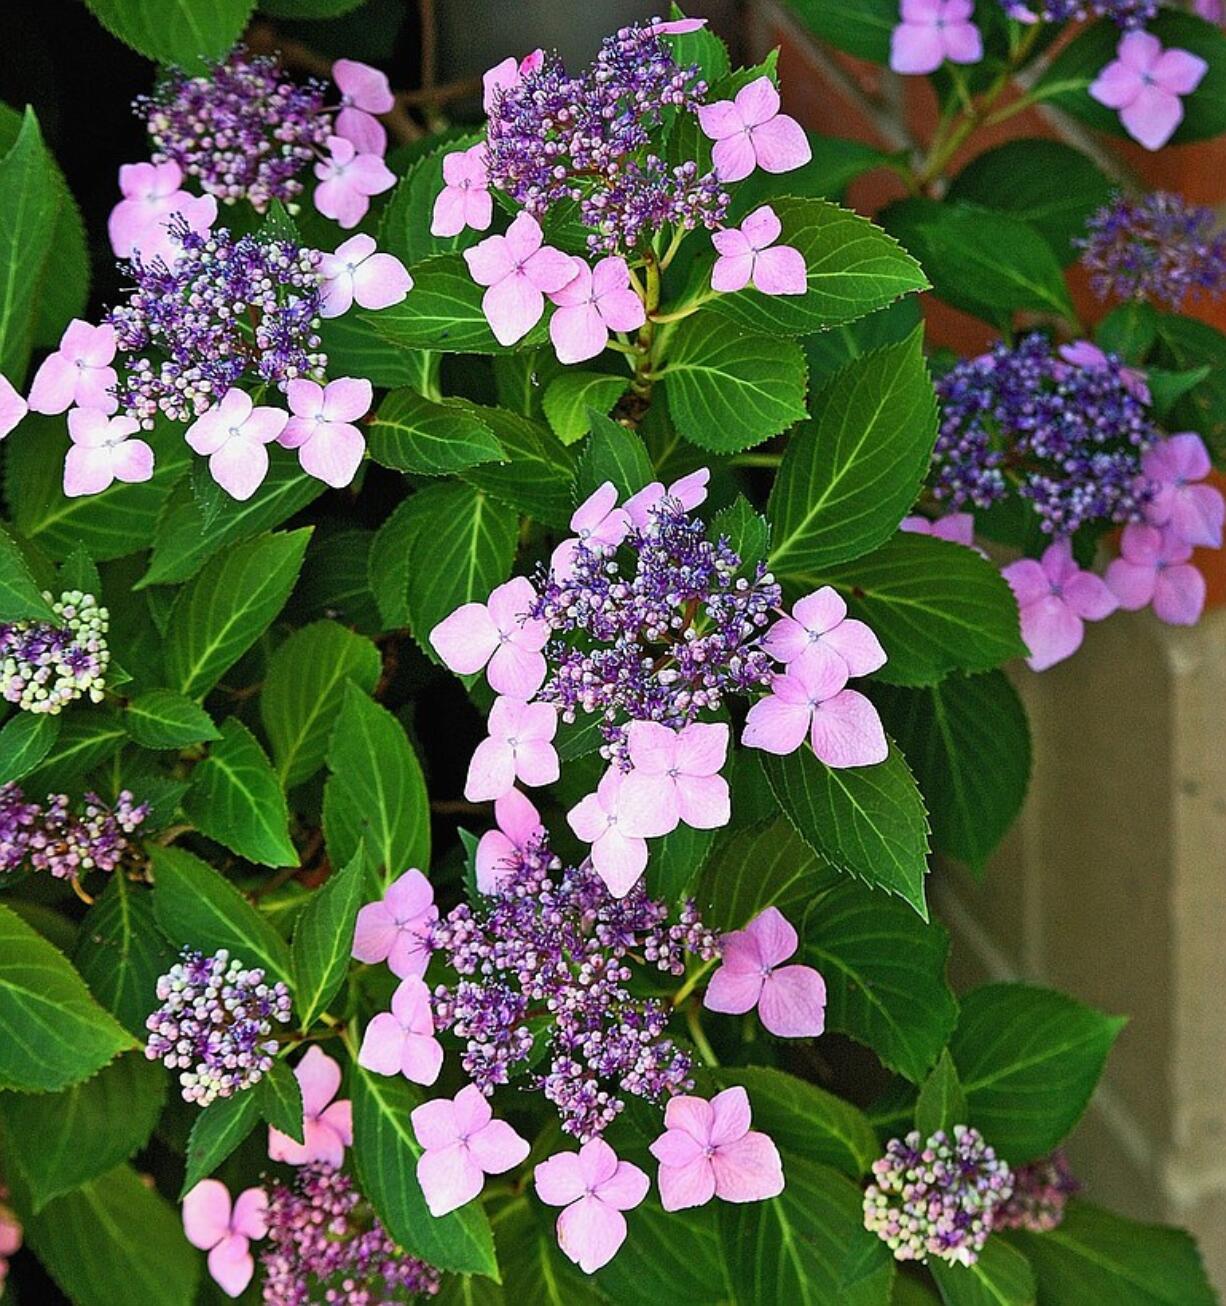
[933,333,1157,535]
[993,1149,1080,1232]
[145,948,292,1107]
[260,1164,440,1304]
[0,783,147,881]
[429,828,718,1142]
[1003,0,1158,25]
[0,590,109,715]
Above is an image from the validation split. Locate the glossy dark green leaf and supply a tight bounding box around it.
[292,845,367,1029]
[124,689,221,750]
[368,388,505,475]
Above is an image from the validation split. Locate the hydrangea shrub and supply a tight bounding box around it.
[0,2,1221,1303]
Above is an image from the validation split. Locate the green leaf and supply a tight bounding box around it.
[802,880,957,1082]
[368,388,505,475]
[542,372,629,445]
[666,4,731,80]
[947,141,1111,264]
[164,529,311,699]
[82,0,255,66]
[73,875,172,1038]
[0,711,59,783]
[574,412,655,500]
[785,0,897,61]
[0,522,54,621]
[769,329,936,572]
[0,1053,165,1212]
[594,1200,731,1304]
[804,297,923,390]
[323,684,431,884]
[761,742,931,917]
[455,403,578,528]
[714,1066,879,1178]
[19,1163,200,1306]
[872,672,1031,873]
[788,533,1026,687]
[1147,364,1211,420]
[914,1049,967,1140]
[350,1065,499,1277]
[1095,301,1158,365]
[259,0,365,16]
[261,620,382,787]
[318,312,433,389]
[378,131,484,265]
[951,984,1125,1164]
[292,845,367,1029]
[21,711,127,793]
[184,717,298,867]
[661,313,808,453]
[181,1089,262,1198]
[730,134,889,220]
[646,822,717,905]
[710,198,927,337]
[124,689,221,750]
[150,843,293,985]
[258,1059,305,1143]
[295,527,383,634]
[1151,311,1226,462]
[930,1238,1037,1306]
[368,495,423,630]
[0,902,135,1092]
[710,495,770,571]
[1006,1200,1216,1306]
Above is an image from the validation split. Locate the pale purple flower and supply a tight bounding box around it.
[313,135,395,229]
[649,1086,784,1211]
[465,697,560,801]
[332,58,394,155]
[551,480,633,581]
[411,1084,530,1216]
[352,867,438,979]
[482,50,545,114]
[319,233,412,319]
[1106,522,1205,624]
[475,788,543,894]
[696,76,811,183]
[890,0,983,76]
[463,212,576,347]
[280,376,371,488]
[1090,31,1207,151]
[617,720,730,839]
[567,767,650,899]
[1141,433,1224,548]
[899,512,977,546]
[182,1180,267,1299]
[742,656,889,767]
[1002,538,1118,671]
[548,255,646,363]
[623,467,710,527]
[185,387,288,501]
[267,1047,353,1169]
[107,160,192,259]
[431,144,494,238]
[1058,340,1150,405]
[645,17,708,35]
[534,1138,649,1275]
[359,975,444,1086]
[761,586,887,681]
[63,409,154,497]
[711,205,806,295]
[704,907,826,1038]
[428,575,549,699]
[0,373,27,440]
[28,319,119,415]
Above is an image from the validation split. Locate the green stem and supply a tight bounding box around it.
[658,223,690,272]
[729,452,783,468]
[631,252,662,402]
[685,1000,720,1069]
[650,289,717,325]
[672,957,717,1008]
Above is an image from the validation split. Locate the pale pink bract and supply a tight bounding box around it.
[28,319,119,415]
[696,76,811,183]
[1089,31,1207,151]
[464,697,560,801]
[1002,538,1118,671]
[411,1084,530,1216]
[267,1046,353,1168]
[181,1179,267,1299]
[463,212,576,347]
[548,255,646,364]
[475,788,544,894]
[1105,522,1206,626]
[185,387,288,502]
[428,575,549,699]
[1142,433,1224,549]
[280,377,372,488]
[623,467,710,528]
[358,975,445,1086]
[550,480,633,581]
[351,867,438,979]
[899,512,977,547]
[761,586,887,681]
[617,720,730,839]
[313,135,395,229]
[319,233,412,319]
[889,0,983,76]
[431,144,494,238]
[711,205,806,296]
[567,767,650,898]
[63,409,155,498]
[0,373,26,441]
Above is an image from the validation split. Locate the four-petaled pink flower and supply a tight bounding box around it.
[411,1084,530,1216]
[314,135,395,229]
[351,867,438,978]
[704,907,827,1038]
[1057,340,1151,406]
[181,1180,267,1299]
[281,377,372,488]
[267,1046,353,1168]
[617,720,730,839]
[319,233,412,319]
[551,480,633,581]
[429,575,549,699]
[696,76,811,183]
[1142,433,1224,549]
[431,145,494,238]
[568,767,649,899]
[899,512,976,547]
[465,697,560,801]
[762,586,887,681]
[1090,31,1207,151]
[185,387,288,501]
[742,656,889,767]
[624,467,710,528]
[1106,523,1206,626]
[889,0,983,76]
[482,50,545,114]
[463,212,576,347]
[63,409,154,497]
[649,1086,784,1211]
[358,975,444,1086]
[28,319,119,415]
[548,255,646,364]
[534,1138,650,1275]
[711,205,806,296]
[475,788,544,894]
[0,372,27,441]
[1002,538,1118,672]
[108,160,193,259]
[332,58,394,155]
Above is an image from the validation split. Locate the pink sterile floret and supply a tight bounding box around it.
[267,1046,353,1168]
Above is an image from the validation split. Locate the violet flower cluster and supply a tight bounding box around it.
[145,948,292,1107]
[1001,0,1158,25]
[0,783,147,883]
[863,1126,1014,1266]
[0,590,109,715]
[993,1150,1080,1232]
[1078,191,1226,310]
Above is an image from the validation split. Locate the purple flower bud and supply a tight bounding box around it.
[0,590,109,715]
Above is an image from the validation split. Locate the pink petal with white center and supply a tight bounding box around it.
[594,1156,649,1210]
[513,738,559,788]
[63,445,116,497]
[27,353,78,414]
[616,770,680,839]
[891,23,945,75]
[1089,60,1144,110]
[464,233,516,286]
[809,688,889,767]
[657,1155,716,1211]
[208,1234,255,1298]
[818,617,888,677]
[753,244,807,295]
[358,1011,408,1076]
[209,436,270,502]
[1019,595,1084,671]
[711,133,758,184]
[1062,571,1118,622]
[524,245,580,295]
[535,1152,588,1206]
[483,274,545,347]
[486,642,547,699]
[109,437,155,484]
[711,1132,785,1202]
[676,721,729,776]
[182,1180,232,1249]
[674,772,731,829]
[1121,85,1184,151]
[1153,563,1205,625]
[551,302,608,364]
[298,421,365,488]
[703,965,764,1015]
[758,965,827,1037]
[387,920,433,979]
[466,1118,530,1174]
[352,252,413,310]
[417,1143,485,1216]
[429,601,502,675]
[741,692,812,754]
[411,1097,459,1149]
[557,1196,628,1274]
[711,249,755,293]
[589,827,649,898]
[750,113,812,174]
[649,1127,705,1169]
[624,719,678,773]
[319,377,372,423]
[465,736,517,801]
[334,58,394,113]
[1151,47,1207,95]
